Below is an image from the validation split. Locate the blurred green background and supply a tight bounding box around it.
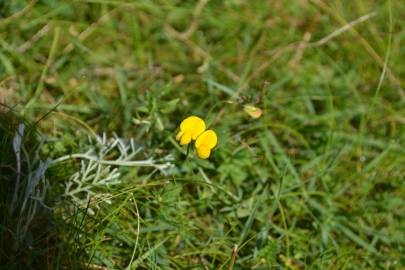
[0,0,404,269]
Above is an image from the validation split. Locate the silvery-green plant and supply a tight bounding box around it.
[9,123,51,251]
[53,133,173,214]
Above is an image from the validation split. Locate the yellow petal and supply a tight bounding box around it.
[190,122,206,139]
[180,116,206,140]
[196,145,211,159]
[176,130,184,141]
[195,130,217,149]
[179,132,191,145]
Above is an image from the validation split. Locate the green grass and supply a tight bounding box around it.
[1,0,405,269]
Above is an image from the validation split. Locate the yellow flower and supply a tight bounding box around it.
[176,116,218,159]
[176,116,206,145]
[195,130,217,159]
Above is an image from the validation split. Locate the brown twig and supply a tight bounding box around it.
[228,244,238,270]
[0,0,38,25]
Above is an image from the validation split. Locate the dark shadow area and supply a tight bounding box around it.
[0,108,89,270]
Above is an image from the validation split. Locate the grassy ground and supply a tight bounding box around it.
[1,0,405,269]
